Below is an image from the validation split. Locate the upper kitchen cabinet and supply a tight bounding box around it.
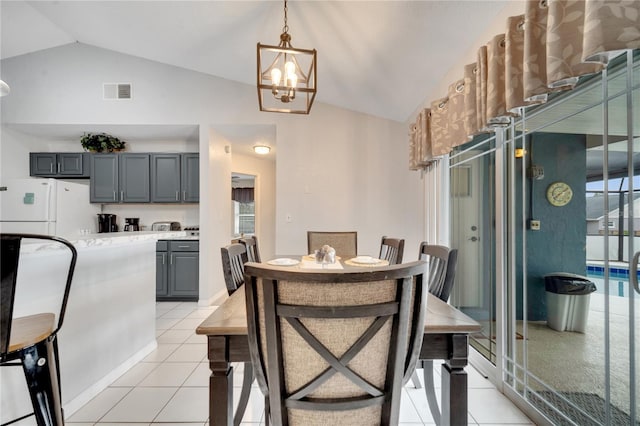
[30,153,90,177]
[150,153,199,203]
[90,153,150,203]
[181,153,199,203]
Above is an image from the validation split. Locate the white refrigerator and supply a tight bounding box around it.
[0,178,101,238]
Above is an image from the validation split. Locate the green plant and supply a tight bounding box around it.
[80,133,126,152]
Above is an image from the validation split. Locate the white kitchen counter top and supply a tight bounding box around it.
[17,231,191,252]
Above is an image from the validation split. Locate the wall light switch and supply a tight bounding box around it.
[286,214,292,223]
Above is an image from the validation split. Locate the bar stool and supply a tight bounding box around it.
[1,233,77,426]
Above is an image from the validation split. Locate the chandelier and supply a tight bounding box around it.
[257,0,317,114]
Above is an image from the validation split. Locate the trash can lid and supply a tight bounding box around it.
[544,273,597,295]
[543,272,589,280]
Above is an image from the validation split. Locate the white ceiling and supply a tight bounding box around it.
[0,0,509,123]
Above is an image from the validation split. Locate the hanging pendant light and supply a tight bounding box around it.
[257,0,317,114]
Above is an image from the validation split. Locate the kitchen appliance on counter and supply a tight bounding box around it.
[151,221,181,231]
[184,226,199,236]
[124,217,140,231]
[97,213,118,233]
[0,178,100,237]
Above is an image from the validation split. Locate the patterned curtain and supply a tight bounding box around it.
[409,0,640,170]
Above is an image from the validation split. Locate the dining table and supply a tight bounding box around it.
[196,256,482,426]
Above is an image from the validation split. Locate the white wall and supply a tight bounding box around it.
[0,43,425,302]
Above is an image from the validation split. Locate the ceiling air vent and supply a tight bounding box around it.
[103,83,132,100]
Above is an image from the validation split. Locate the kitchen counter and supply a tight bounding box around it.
[1,231,163,419]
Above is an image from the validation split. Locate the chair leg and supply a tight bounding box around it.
[233,362,254,426]
[423,360,441,425]
[410,370,422,389]
[19,339,64,426]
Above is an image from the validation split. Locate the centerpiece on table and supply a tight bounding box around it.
[80,133,126,153]
[315,245,336,264]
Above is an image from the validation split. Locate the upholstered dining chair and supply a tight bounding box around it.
[307,231,357,258]
[239,235,261,263]
[379,236,405,265]
[412,242,459,425]
[244,260,428,426]
[220,243,253,425]
[1,233,77,426]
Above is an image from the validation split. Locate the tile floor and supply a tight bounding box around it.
[61,301,534,426]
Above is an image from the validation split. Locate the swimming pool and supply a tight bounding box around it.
[586,265,637,298]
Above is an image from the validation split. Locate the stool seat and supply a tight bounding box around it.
[8,313,55,353]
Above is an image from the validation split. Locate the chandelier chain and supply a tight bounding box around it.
[282,0,289,34]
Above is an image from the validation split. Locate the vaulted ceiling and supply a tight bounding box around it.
[0,1,508,123]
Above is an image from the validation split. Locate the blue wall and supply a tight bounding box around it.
[516,133,587,321]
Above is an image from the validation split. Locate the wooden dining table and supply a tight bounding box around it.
[196,256,481,426]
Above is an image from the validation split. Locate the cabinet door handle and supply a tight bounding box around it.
[120,190,124,201]
[170,254,173,265]
[162,253,165,265]
[50,164,54,173]
[183,191,186,201]
[176,191,179,201]
[113,191,117,201]
[178,245,190,248]
[57,163,61,173]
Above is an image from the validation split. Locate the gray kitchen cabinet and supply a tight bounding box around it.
[181,153,199,203]
[156,240,199,301]
[151,154,181,202]
[156,243,169,297]
[150,153,199,203]
[90,153,150,203]
[120,154,150,202]
[30,152,90,177]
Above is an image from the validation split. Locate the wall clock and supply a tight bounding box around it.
[546,181,573,207]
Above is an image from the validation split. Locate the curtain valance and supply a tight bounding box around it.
[409,0,640,169]
[232,187,254,203]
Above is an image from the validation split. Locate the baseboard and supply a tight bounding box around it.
[199,288,227,307]
[62,340,158,416]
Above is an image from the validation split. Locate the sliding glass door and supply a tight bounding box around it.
[502,51,639,425]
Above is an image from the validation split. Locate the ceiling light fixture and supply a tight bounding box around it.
[257,0,317,114]
[253,145,271,155]
[0,80,10,97]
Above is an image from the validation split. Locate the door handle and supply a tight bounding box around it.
[469,236,479,242]
[631,251,640,294]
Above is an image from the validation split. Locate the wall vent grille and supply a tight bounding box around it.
[103,83,132,100]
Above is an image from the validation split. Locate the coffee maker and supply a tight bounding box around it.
[124,218,140,231]
[97,213,117,233]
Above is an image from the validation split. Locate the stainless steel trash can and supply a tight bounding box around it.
[544,273,597,333]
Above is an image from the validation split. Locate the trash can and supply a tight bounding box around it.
[544,273,597,333]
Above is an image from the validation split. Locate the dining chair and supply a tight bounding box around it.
[1,233,78,426]
[412,242,459,425]
[379,236,405,264]
[239,235,261,263]
[244,260,428,426]
[307,231,357,258]
[220,243,253,426]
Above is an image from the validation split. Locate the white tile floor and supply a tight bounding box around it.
[62,301,534,426]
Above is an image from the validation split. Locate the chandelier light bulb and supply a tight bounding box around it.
[289,73,298,88]
[284,61,296,77]
[271,68,282,86]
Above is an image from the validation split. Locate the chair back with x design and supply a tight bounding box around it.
[244,260,427,426]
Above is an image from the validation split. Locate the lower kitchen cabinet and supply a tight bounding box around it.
[156,240,199,301]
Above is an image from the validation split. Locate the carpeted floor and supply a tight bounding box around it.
[528,391,639,426]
